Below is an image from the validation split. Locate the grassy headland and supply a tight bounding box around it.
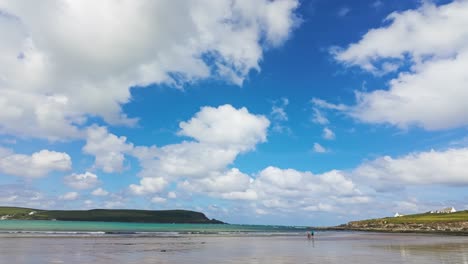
[328,210,468,234]
[0,207,224,224]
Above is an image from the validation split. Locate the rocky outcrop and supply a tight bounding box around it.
[338,220,468,234]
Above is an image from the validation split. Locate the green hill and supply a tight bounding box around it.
[0,207,224,224]
[351,210,468,225]
[335,210,468,234]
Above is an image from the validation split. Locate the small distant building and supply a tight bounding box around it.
[394,212,404,217]
[430,207,456,214]
[28,211,36,215]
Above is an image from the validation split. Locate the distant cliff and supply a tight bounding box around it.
[0,207,224,224]
[329,210,468,234]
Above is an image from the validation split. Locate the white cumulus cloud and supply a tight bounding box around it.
[129,177,168,196]
[180,168,257,201]
[248,167,364,214]
[0,149,71,178]
[83,125,134,173]
[0,0,298,140]
[80,105,269,195]
[178,105,270,151]
[134,105,270,180]
[353,147,468,187]
[137,142,239,179]
[332,1,468,130]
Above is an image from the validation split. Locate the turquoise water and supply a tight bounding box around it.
[0,220,309,235]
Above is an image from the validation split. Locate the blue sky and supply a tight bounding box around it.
[1,0,467,226]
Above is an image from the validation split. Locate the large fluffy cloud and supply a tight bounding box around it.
[79,105,269,195]
[132,105,270,182]
[0,0,298,140]
[136,142,240,179]
[82,104,370,215]
[179,147,468,214]
[78,102,468,216]
[180,168,257,200]
[332,1,468,130]
[253,167,367,214]
[234,147,468,214]
[181,165,367,213]
[179,105,270,151]
[129,177,168,196]
[0,149,71,178]
[254,167,360,200]
[83,126,134,173]
[82,105,269,179]
[353,147,468,187]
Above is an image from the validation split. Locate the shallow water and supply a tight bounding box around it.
[0,232,467,264]
[0,220,307,235]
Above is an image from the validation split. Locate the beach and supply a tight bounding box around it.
[1,231,467,263]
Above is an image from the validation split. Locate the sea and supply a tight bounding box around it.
[0,220,467,264]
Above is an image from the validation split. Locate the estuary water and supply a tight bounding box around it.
[0,220,467,264]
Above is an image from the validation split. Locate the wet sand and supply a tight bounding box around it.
[0,232,467,264]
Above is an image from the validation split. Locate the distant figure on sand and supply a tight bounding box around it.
[307,231,314,239]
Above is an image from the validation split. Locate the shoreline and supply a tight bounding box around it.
[314,226,468,236]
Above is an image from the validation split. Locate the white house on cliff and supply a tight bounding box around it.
[430,207,456,214]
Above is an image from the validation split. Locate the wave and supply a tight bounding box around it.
[0,230,106,235]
